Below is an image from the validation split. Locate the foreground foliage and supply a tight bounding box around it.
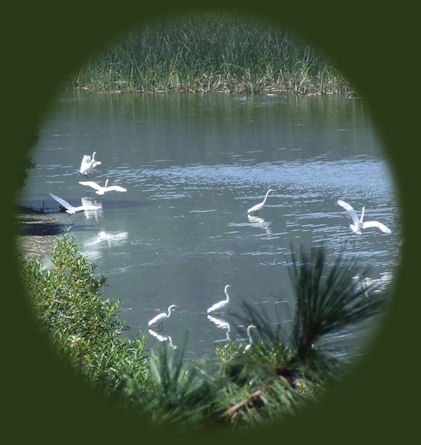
[20,234,387,430]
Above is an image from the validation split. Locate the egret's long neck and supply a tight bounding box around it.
[247,327,253,343]
[262,190,272,205]
[167,306,174,316]
[224,287,230,302]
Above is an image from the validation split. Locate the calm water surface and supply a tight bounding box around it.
[21,92,401,359]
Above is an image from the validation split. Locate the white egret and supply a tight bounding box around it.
[244,325,257,351]
[247,189,276,214]
[148,304,178,327]
[207,285,232,314]
[337,200,391,234]
[148,329,177,350]
[80,152,101,176]
[49,193,102,214]
[79,179,127,195]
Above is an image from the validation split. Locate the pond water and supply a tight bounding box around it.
[20,92,401,359]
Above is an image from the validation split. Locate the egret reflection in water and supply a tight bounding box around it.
[207,314,232,342]
[80,197,103,221]
[148,329,177,350]
[247,214,272,235]
[84,231,128,248]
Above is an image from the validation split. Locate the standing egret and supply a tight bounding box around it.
[247,189,276,214]
[49,193,102,214]
[207,285,232,314]
[148,304,178,327]
[79,179,127,195]
[80,152,102,176]
[244,325,257,351]
[337,200,391,234]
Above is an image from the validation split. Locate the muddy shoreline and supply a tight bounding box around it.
[15,207,66,261]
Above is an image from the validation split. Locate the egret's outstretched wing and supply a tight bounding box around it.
[337,199,359,226]
[361,221,392,233]
[107,185,127,192]
[79,181,103,192]
[49,193,74,211]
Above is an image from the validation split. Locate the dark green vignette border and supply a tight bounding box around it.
[2,1,419,443]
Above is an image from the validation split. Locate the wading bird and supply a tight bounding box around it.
[148,304,178,327]
[247,189,276,214]
[244,324,257,351]
[49,193,102,214]
[207,285,232,314]
[80,152,101,176]
[79,179,127,195]
[337,199,391,234]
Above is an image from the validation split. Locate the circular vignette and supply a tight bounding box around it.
[5,2,416,444]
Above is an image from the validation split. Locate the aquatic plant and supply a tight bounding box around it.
[68,13,352,95]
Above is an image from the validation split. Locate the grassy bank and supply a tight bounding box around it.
[20,234,385,430]
[68,13,353,96]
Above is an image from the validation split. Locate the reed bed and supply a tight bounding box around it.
[69,13,353,95]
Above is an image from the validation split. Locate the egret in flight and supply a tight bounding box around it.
[244,325,257,351]
[337,200,391,234]
[49,193,102,214]
[247,189,276,215]
[207,285,232,314]
[79,179,127,195]
[80,152,101,176]
[148,304,178,327]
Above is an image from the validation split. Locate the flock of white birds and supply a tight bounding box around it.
[48,152,392,352]
[49,151,127,214]
[147,188,391,350]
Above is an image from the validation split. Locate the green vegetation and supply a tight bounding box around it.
[20,234,386,430]
[68,13,353,95]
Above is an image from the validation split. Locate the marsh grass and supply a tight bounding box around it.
[20,234,388,430]
[69,13,353,95]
